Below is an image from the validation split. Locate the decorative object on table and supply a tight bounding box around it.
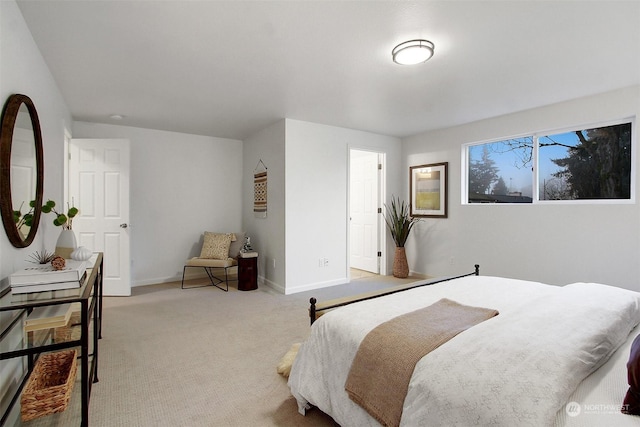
[42,199,79,258]
[384,196,421,278]
[254,159,267,218]
[27,249,57,264]
[20,349,78,422]
[409,162,448,218]
[241,236,253,252]
[9,259,88,294]
[70,246,92,261]
[51,255,66,271]
[240,236,258,258]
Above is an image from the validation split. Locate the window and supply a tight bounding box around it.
[465,120,633,204]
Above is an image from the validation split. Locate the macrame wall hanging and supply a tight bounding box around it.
[254,159,267,218]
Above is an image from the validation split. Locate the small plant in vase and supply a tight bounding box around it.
[42,200,79,258]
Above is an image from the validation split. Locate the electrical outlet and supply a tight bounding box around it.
[272,258,276,269]
[318,258,323,267]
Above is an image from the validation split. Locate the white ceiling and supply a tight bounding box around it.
[16,0,640,141]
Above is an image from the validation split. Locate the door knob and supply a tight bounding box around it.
[120,223,128,228]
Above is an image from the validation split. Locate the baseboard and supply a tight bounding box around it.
[132,269,239,287]
[283,277,348,295]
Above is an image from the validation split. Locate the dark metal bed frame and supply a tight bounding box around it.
[309,264,480,325]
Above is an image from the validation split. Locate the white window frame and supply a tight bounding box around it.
[462,117,636,205]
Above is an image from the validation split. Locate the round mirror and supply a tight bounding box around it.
[0,94,44,248]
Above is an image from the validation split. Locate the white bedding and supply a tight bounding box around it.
[288,276,640,426]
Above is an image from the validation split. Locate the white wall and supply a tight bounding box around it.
[72,122,243,286]
[242,120,287,291]
[0,0,73,283]
[403,86,640,291]
[283,119,402,294]
[0,1,72,423]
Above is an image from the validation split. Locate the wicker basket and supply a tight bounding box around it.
[21,349,78,422]
[54,304,81,343]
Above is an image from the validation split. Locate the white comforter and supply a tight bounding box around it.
[288,276,640,426]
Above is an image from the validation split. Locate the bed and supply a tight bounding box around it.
[287,267,640,426]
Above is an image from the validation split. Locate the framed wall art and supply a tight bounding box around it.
[410,162,448,218]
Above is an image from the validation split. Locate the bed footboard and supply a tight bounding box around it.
[309,264,479,325]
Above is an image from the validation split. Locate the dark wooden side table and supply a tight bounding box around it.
[237,255,258,291]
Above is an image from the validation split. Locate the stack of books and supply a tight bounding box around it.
[24,303,74,333]
[239,251,258,258]
[10,260,88,294]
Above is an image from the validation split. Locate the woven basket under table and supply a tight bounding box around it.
[21,349,78,422]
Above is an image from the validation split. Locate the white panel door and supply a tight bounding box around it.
[350,150,379,273]
[69,139,131,296]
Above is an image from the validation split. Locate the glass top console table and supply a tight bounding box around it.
[0,252,103,426]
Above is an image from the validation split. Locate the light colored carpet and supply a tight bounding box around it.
[22,272,419,427]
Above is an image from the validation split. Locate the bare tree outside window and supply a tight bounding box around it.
[466,121,632,203]
[540,123,632,200]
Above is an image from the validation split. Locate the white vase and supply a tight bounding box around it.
[56,229,77,259]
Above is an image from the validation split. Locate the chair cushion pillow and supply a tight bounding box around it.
[186,257,237,268]
[228,232,245,258]
[200,232,233,260]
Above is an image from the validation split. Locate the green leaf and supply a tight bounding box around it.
[54,214,67,226]
[383,195,420,247]
[42,205,52,213]
[67,207,79,217]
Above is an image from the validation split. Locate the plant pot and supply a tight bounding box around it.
[393,247,409,278]
[56,229,77,259]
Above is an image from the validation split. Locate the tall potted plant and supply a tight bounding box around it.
[384,196,420,278]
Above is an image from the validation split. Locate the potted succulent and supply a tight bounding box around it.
[384,196,420,278]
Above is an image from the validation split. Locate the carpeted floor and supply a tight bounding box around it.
[22,271,419,427]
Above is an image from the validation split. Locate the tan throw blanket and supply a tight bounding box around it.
[345,298,499,427]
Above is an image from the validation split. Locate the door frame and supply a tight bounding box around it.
[348,148,387,279]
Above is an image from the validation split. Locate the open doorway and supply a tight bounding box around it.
[349,149,385,277]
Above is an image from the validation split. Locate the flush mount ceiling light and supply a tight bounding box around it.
[392,39,435,65]
[109,114,124,120]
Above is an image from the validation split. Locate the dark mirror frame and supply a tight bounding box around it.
[0,94,44,248]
